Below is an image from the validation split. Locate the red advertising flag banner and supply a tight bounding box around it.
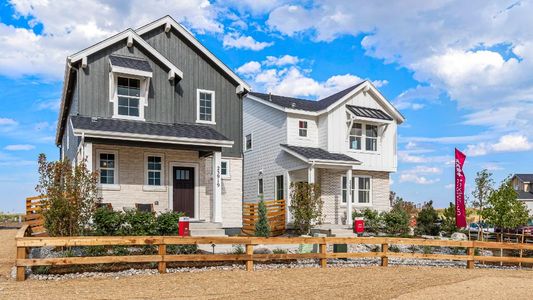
[455,148,467,228]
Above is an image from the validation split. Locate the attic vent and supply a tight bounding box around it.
[291,102,296,108]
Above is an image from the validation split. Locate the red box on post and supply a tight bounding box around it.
[354,217,364,234]
[178,217,190,236]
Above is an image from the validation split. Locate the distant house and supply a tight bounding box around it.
[243,81,404,226]
[56,16,250,232]
[511,174,533,214]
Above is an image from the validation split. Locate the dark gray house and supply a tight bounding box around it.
[511,174,533,214]
[56,16,250,232]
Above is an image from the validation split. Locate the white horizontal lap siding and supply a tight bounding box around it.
[327,90,397,172]
[286,114,319,148]
[318,114,328,149]
[243,98,306,203]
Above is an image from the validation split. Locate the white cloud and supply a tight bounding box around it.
[399,165,442,185]
[223,32,273,50]
[236,61,262,76]
[4,144,35,151]
[398,151,451,164]
[264,55,301,66]
[1,0,223,80]
[465,134,533,156]
[393,85,441,111]
[0,118,18,126]
[36,99,60,111]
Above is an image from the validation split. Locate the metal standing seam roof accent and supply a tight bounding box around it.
[109,55,153,72]
[346,104,393,121]
[280,144,360,163]
[70,115,230,141]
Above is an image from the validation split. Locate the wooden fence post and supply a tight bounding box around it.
[319,243,327,268]
[16,246,26,281]
[246,244,254,271]
[381,243,389,267]
[158,244,167,274]
[466,247,474,269]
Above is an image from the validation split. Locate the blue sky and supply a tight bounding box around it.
[1,0,533,213]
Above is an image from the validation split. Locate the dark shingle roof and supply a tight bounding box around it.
[109,55,152,72]
[346,105,393,121]
[515,174,533,182]
[71,116,230,141]
[280,144,360,163]
[249,81,366,111]
[517,190,533,200]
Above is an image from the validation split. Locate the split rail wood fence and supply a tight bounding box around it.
[15,224,533,281]
[24,195,47,236]
[242,199,286,236]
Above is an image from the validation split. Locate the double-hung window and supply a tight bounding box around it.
[365,125,378,151]
[99,153,116,185]
[341,176,355,203]
[197,89,215,124]
[349,123,363,150]
[358,177,371,203]
[117,77,141,117]
[258,178,264,196]
[298,121,308,137]
[147,156,162,186]
[349,122,378,152]
[221,160,230,179]
[342,176,372,204]
[275,175,284,200]
[245,133,253,151]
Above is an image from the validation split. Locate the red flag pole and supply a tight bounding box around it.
[455,148,467,228]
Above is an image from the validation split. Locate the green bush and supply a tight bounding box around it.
[255,200,270,237]
[122,210,157,236]
[353,208,382,233]
[156,211,183,235]
[416,200,439,236]
[289,182,323,235]
[85,245,107,256]
[167,244,198,255]
[382,206,410,235]
[231,245,245,254]
[272,248,288,254]
[93,208,184,236]
[93,207,124,236]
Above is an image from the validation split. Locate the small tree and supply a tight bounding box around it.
[353,208,382,233]
[382,203,410,235]
[481,178,529,231]
[416,200,439,236]
[36,154,99,236]
[255,199,271,237]
[441,202,457,234]
[472,169,494,223]
[289,182,322,235]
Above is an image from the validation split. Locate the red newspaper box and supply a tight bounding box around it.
[178,217,190,236]
[354,217,364,234]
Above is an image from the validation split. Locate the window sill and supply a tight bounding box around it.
[347,149,380,155]
[99,184,121,191]
[340,202,373,207]
[221,175,231,180]
[143,185,167,192]
[196,120,216,125]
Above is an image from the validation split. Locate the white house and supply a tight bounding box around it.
[243,81,404,226]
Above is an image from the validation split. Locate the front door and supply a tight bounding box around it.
[173,166,195,217]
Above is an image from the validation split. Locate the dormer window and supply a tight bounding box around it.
[349,123,378,152]
[299,120,308,137]
[365,124,378,151]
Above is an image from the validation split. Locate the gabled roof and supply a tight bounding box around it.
[280,144,360,165]
[247,81,405,123]
[71,116,233,148]
[346,105,393,121]
[517,190,533,200]
[515,174,533,183]
[136,15,250,92]
[109,55,152,72]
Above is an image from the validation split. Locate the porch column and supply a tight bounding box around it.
[84,142,93,172]
[285,171,291,223]
[212,151,222,223]
[346,169,353,227]
[308,166,315,184]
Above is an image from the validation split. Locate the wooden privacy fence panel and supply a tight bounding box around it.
[15,224,533,281]
[25,195,47,236]
[242,199,286,236]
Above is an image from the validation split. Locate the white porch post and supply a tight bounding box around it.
[346,169,353,227]
[84,142,93,172]
[212,151,222,223]
[308,166,315,184]
[285,171,292,223]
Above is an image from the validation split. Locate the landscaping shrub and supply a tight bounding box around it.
[440,202,457,234]
[416,200,439,236]
[482,178,530,230]
[156,211,184,235]
[93,209,184,236]
[167,244,198,255]
[93,207,124,236]
[289,182,323,235]
[122,209,157,236]
[272,248,288,254]
[382,205,410,235]
[85,246,107,257]
[36,154,99,236]
[353,208,382,233]
[231,245,245,254]
[255,199,270,237]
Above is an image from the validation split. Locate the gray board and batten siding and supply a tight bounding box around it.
[70,25,243,157]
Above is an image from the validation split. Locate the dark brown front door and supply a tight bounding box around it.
[173,166,195,217]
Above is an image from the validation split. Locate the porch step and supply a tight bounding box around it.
[311,226,357,237]
[189,222,223,230]
[188,222,227,237]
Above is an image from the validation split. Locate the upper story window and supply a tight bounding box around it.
[298,121,308,137]
[245,133,253,151]
[197,89,215,124]
[117,77,141,117]
[349,122,379,152]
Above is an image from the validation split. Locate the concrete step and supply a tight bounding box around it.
[189,222,223,230]
[189,228,227,237]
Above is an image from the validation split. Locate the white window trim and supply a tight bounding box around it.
[258,178,264,196]
[196,89,216,125]
[143,152,166,192]
[275,175,285,200]
[220,159,230,180]
[109,73,149,121]
[340,175,373,207]
[298,120,308,138]
[244,132,253,152]
[348,121,380,154]
[96,149,120,191]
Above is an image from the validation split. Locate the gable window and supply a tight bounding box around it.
[117,77,141,117]
[365,125,378,151]
[98,152,117,185]
[275,175,284,200]
[258,178,264,196]
[349,123,363,150]
[245,133,253,151]
[221,159,230,179]
[358,177,371,203]
[147,156,162,186]
[298,121,308,137]
[197,89,215,124]
[341,176,355,203]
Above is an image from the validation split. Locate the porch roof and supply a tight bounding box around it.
[71,115,233,148]
[280,144,360,166]
[518,190,533,200]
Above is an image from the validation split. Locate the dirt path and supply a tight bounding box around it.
[0,229,16,280]
[1,230,532,299]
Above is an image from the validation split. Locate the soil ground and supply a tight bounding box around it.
[1,229,533,299]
